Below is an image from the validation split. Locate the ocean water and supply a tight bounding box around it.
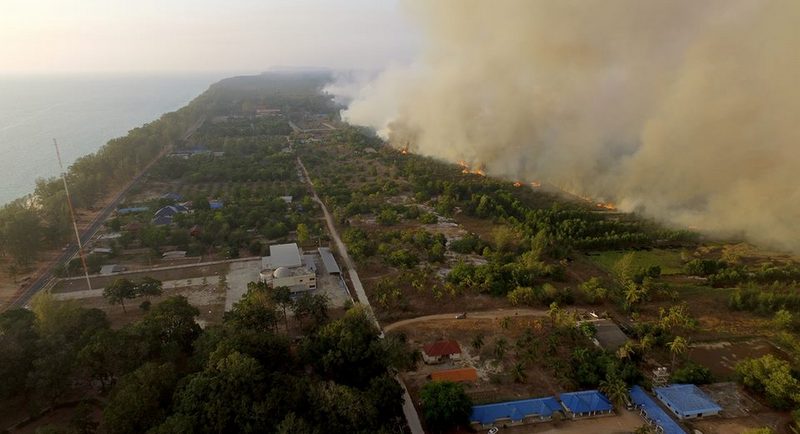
[0,73,227,205]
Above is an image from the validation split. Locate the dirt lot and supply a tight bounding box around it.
[59,284,226,328]
[54,261,235,293]
[689,339,790,379]
[495,410,644,434]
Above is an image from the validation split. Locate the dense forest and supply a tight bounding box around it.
[0,285,415,433]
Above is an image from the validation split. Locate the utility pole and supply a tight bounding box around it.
[53,139,92,290]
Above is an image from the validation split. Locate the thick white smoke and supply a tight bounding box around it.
[332,0,800,252]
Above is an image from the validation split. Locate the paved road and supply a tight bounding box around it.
[297,157,426,434]
[383,308,548,333]
[8,117,205,309]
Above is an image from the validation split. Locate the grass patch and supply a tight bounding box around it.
[586,249,686,275]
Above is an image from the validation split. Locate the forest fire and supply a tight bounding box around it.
[530,181,542,188]
[457,160,486,176]
[513,181,522,187]
[596,202,617,210]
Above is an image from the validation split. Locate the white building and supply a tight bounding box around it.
[260,243,316,292]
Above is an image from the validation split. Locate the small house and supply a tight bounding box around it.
[560,390,613,418]
[100,264,126,275]
[470,397,562,429]
[654,384,722,420]
[422,340,462,364]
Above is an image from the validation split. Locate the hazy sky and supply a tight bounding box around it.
[0,0,420,74]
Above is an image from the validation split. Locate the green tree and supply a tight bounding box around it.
[0,309,38,398]
[494,337,508,360]
[104,278,137,312]
[296,223,310,244]
[103,363,178,434]
[272,285,293,331]
[668,336,688,369]
[134,296,201,361]
[471,334,484,351]
[736,354,800,409]
[599,374,628,407]
[167,352,266,433]
[419,381,472,433]
[135,277,163,300]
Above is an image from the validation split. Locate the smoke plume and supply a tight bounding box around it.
[332,0,800,252]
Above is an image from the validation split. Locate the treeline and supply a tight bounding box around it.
[686,258,800,287]
[0,285,414,433]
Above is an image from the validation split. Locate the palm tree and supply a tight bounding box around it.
[471,334,484,351]
[599,375,628,407]
[511,362,527,383]
[668,336,689,369]
[572,347,590,364]
[638,334,655,355]
[548,302,561,326]
[494,337,508,360]
[616,341,636,360]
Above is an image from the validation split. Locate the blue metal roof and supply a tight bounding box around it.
[654,384,722,416]
[630,386,687,434]
[470,397,562,425]
[559,390,613,413]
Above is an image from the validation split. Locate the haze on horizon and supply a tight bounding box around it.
[0,0,420,74]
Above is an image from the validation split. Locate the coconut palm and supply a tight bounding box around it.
[668,336,689,369]
[599,375,628,407]
[511,362,527,383]
[616,341,636,360]
[494,337,508,360]
[471,333,484,351]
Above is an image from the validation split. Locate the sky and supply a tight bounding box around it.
[0,0,420,74]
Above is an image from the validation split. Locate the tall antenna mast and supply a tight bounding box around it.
[53,139,92,291]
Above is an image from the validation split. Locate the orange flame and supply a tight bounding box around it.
[513,181,522,187]
[596,202,617,210]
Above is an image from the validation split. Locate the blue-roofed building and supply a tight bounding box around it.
[209,199,224,210]
[630,385,687,434]
[470,397,562,429]
[161,192,183,201]
[559,390,613,418]
[654,384,722,420]
[152,204,189,226]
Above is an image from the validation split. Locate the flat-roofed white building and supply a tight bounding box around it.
[260,243,316,292]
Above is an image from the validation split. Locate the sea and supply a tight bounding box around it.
[0,73,230,206]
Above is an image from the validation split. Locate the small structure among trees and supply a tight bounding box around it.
[559,390,613,418]
[422,340,462,364]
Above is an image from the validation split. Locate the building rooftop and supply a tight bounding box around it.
[263,243,302,269]
[470,397,561,425]
[318,247,341,274]
[559,390,613,414]
[630,386,687,434]
[588,318,628,350]
[423,340,462,357]
[431,368,478,383]
[654,384,722,416]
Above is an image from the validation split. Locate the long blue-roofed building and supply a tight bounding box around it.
[630,385,687,434]
[654,384,722,419]
[470,397,562,429]
[559,390,613,418]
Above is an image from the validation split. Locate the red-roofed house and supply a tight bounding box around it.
[422,340,462,364]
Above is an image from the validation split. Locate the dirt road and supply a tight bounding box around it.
[297,156,425,434]
[383,308,548,333]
